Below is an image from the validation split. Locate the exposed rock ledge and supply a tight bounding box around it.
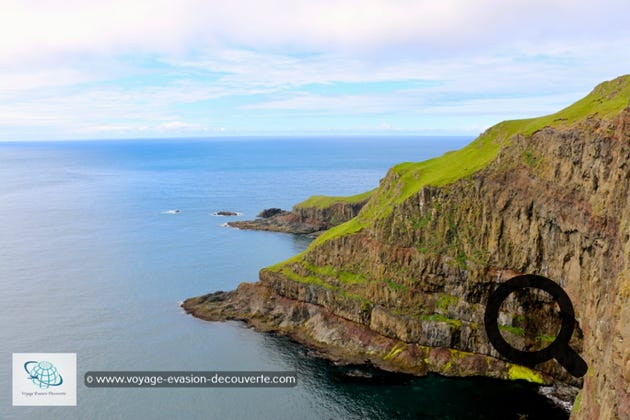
[182,280,558,383]
[182,278,577,409]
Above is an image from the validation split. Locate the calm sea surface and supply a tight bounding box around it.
[0,137,568,419]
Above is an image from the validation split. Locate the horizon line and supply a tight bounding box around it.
[0,132,479,143]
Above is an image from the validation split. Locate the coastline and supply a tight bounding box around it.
[182,281,577,412]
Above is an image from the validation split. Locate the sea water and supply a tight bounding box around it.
[0,137,568,419]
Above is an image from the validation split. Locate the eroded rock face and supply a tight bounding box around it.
[182,282,553,383]
[292,201,367,229]
[186,104,630,418]
[227,199,368,234]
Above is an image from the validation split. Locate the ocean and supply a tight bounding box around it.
[0,137,568,419]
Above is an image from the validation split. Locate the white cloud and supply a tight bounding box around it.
[2,0,629,63]
[242,89,577,119]
[0,1,629,139]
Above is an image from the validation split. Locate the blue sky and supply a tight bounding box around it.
[1,0,629,141]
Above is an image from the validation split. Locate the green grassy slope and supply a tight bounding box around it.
[311,75,630,246]
[295,190,373,209]
[275,75,630,256]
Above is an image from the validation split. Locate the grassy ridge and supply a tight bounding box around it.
[312,75,630,245]
[276,75,630,255]
[295,190,373,209]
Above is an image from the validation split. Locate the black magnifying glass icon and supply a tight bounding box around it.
[484,274,588,378]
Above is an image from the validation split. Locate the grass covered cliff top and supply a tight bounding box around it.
[295,190,373,209]
[267,75,630,255]
[304,75,630,246]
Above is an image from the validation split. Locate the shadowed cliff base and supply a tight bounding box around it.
[186,75,630,419]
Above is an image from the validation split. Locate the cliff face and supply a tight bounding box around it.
[184,76,630,418]
[292,198,368,229]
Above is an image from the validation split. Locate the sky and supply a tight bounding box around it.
[0,0,629,141]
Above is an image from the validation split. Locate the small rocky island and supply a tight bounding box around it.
[212,211,240,216]
[185,76,630,419]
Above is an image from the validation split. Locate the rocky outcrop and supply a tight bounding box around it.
[258,208,286,218]
[186,76,630,418]
[227,197,369,235]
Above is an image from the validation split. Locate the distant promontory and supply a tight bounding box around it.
[227,192,371,235]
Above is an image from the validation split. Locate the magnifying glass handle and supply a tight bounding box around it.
[555,345,588,378]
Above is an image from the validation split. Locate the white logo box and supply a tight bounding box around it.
[12,353,77,406]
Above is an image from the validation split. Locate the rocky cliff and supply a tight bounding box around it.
[184,76,630,419]
[227,192,370,234]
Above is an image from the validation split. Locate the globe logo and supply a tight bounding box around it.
[24,360,64,388]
